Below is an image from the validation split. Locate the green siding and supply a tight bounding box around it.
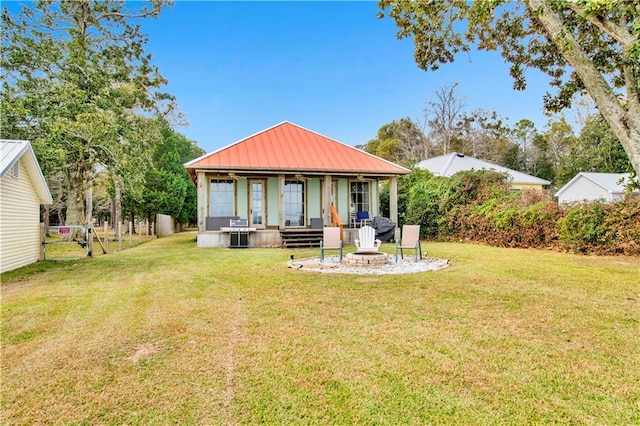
[236,179,248,220]
[337,179,350,223]
[306,179,321,224]
[267,177,279,226]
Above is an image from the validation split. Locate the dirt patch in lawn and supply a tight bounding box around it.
[127,342,163,363]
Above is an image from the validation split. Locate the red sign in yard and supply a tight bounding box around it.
[59,227,71,235]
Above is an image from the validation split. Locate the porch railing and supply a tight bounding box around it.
[329,204,344,241]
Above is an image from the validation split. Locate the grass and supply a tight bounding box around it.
[42,230,155,260]
[1,233,639,424]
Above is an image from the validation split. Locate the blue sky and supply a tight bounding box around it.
[7,1,557,154]
[140,1,558,154]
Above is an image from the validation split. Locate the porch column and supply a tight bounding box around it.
[197,171,207,232]
[278,174,285,229]
[389,176,400,241]
[323,174,332,226]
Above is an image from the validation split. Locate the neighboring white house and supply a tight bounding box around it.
[555,172,636,203]
[415,152,551,190]
[1,139,53,273]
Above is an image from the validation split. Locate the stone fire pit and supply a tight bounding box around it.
[288,254,450,275]
[345,252,390,266]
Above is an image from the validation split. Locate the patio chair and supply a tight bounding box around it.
[320,226,342,262]
[355,225,381,254]
[395,225,422,262]
[351,210,370,228]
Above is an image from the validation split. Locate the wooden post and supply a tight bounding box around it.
[129,221,133,248]
[118,221,122,251]
[323,174,332,226]
[94,229,107,254]
[39,222,45,261]
[197,171,207,232]
[103,221,109,253]
[151,222,155,238]
[389,176,400,242]
[278,174,286,230]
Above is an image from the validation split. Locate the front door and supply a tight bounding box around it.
[284,180,305,227]
[249,180,265,228]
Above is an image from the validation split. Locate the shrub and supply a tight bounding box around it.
[558,197,640,255]
[399,169,638,256]
[605,197,640,255]
[405,176,449,238]
[557,202,607,253]
[449,189,561,249]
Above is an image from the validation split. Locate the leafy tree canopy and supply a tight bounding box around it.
[378,0,640,177]
[362,117,428,165]
[1,0,176,224]
[125,127,204,225]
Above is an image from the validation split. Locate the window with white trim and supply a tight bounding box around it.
[209,179,234,216]
[350,180,370,213]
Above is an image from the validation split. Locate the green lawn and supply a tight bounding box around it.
[2,233,639,424]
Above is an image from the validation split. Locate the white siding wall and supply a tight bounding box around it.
[558,177,611,203]
[0,158,42,273]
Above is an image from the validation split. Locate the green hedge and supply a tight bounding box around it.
[402,170,640,255]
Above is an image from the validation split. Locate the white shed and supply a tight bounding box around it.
[555,172,635,203]
[1,139,53,273]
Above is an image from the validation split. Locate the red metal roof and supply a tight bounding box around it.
[185,121,410,179]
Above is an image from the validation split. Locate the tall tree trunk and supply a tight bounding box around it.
[86,186,93,257]
[526,0,640,177]
[65,184,85,226]
[63,179,85,242]
[114,181,122,245]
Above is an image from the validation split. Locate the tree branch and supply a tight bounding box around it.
[566,2,637,49]
[95,8,162,23]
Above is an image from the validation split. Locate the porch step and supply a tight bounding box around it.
[280,229,323,248]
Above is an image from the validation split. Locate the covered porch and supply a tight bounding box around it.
[184,121,409,248]
[193,170,401,248]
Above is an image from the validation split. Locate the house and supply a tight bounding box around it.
[555,172,636,203]
[415,152,551,190]
[184,121,410,248]
[1,139,53,273]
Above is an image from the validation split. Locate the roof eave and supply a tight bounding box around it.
[1,140,53,204]
[185,166,409,181]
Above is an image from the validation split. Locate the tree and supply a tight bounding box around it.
[379,168,433,228]
[1,1,176,226]
[556,113,633,185]
[510,119,539,174]
[124,127,204,226]
[424,82,466,155]
[456,108,510,163]
[363,117,428,165]
[536,116,575,184]
[378,0,640,178]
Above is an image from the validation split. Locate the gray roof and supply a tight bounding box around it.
[415,152,551,185]
[555,172,631,197]
[0,139,29,177]
[1,139,53,204]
